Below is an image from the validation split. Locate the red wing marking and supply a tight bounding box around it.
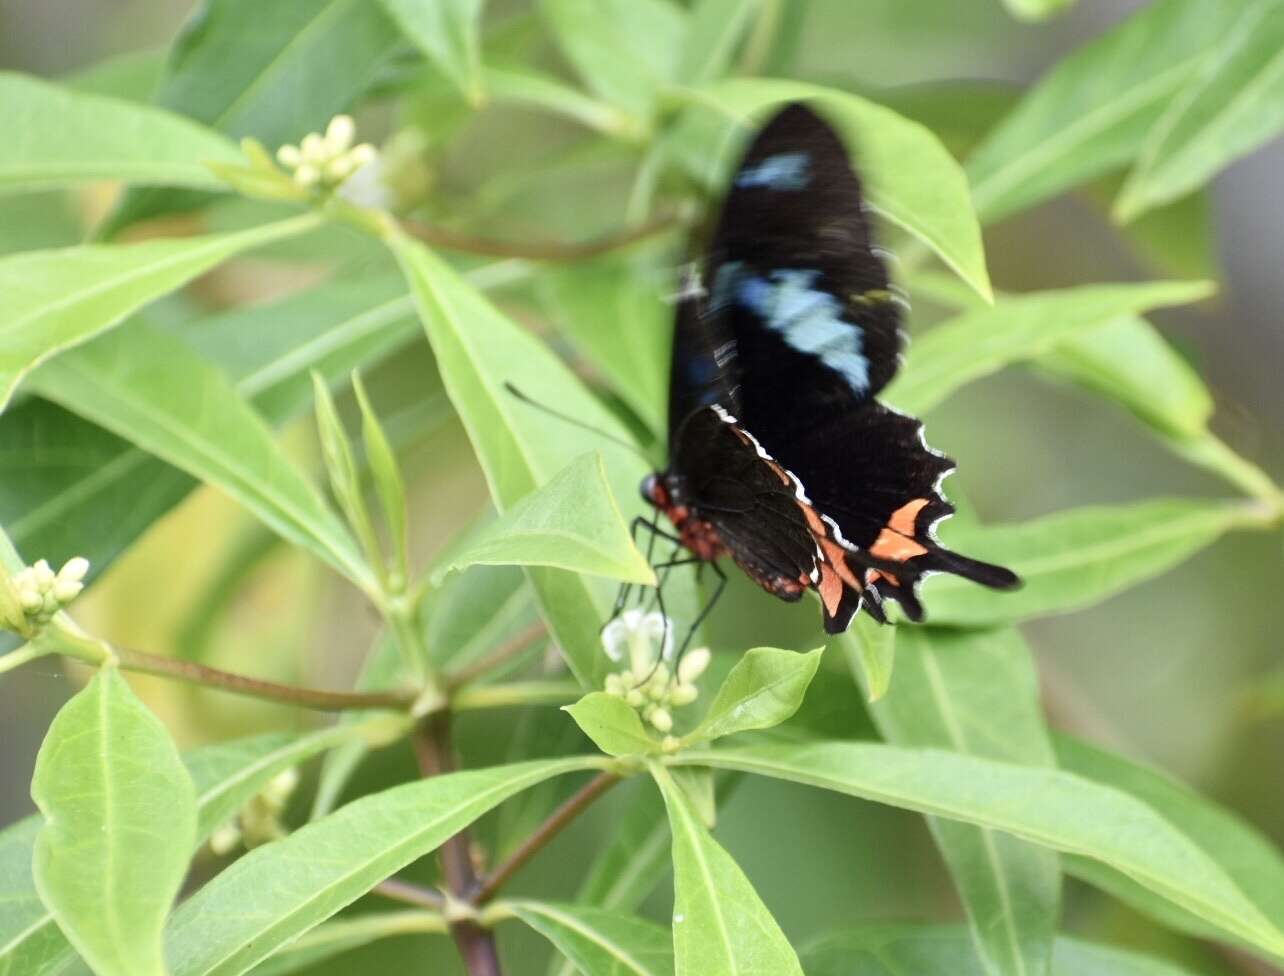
[817,561,843,615]
[868,498,931,562]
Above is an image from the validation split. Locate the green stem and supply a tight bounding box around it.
[1174,434,1284,516]
[452,680,582,712]
[446,621,548,690]
[0,641,51,675]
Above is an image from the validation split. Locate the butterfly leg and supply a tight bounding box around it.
[676,560,727,662]
[605,514,682,629]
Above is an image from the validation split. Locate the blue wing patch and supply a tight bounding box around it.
[712,263,869,394]
[734,152,811,191]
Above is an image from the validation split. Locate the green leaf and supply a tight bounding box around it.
[680,741,1284,959]
[538,258,671,434]
[379,0,484,104]
[653,763,804,976]
[1116,0,1284,221]
[164,757,602,976]
[432,452,655,586]
[0,276,418,591]
[2,727,365,976]
[65,47,168,101]
[570,778,671,909]
[1035,315,1213,442]
[31,667,196,976]
[103,0,399,234]
[566,692,658,757]
[1056,734,1284,956]
[919,498,1261,627]
[389,231,656,685]
[968,0,1243,222]
[803,924,1206,976]
[0,72,240,195]
[351,371,409,582]
[688,647,822,743]
[861,628,1060,976]
[1110,187,1219,281]
[511,901,674,976]
[540,0,687,121]
[484,66,643,139]
[0,214,319,412]
[837,615,895,703]
[678,0,762,85]
[668,77,992,301]
[886,279,1215,415]
[1000,0,1076,22]
[311,373,383,575]
[247,911,446,976]
[27,320,375,594]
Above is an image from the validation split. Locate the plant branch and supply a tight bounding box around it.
[373,878,446,912]
[452,680,581,712]
[400,212,681,263]
[447,621,548,689]
[473,771,620,906]
[112,646,415,711]
[412,713,503,976]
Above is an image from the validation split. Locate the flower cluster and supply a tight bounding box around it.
[276,115,377,191]
[209,767,300,856]
[3,557,89,631]
[601,610,710,749]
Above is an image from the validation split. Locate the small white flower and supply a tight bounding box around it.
[649,707,673,733]
[300,132,326,162]
[677,647,711,685]
[325,114,355,155]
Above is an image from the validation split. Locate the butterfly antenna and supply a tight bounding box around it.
[503,382,652,463]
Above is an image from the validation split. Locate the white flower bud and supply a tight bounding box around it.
[57,557,89,584]
[300,133,326,163]
[324,155,354,183]
[677,647,711,684]
[626,688,646,709]
[262,767,299,808]
[51,579,83,604]
[18,585,42,611]
[604,673,624,696]
[209,821,241,856]
[662,735,682,754]
[669,683,698,707]
[325,114,355,154]
[32,560,54,586]
[276,144,302,168]
[11,568,32,589]
[294,164,321,188]
[649,707,673,733]
[348,143,378,169]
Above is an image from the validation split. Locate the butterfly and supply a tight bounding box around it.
[640,102,1019,635]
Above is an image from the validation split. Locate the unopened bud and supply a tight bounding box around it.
[669,683,698,707]
[662,735,682,753]
[649,707,673,733]
[677,647,711,684]
[57,557,90,583]
[325,115,355,153]
[51,579,83,604]
[276,144,302,168]
[18,586,42,611]
[626,688,646,709]
[209,822,241,856]
[31,560,54,586]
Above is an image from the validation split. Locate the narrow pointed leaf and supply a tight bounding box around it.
[968,0,1244,222]
[860,628,1060,976]
[32,667,196,976]
[689,647,822,743]
[0,72,240,195]
[433,452,654,586]
[804,924,1207,976]
[27,320,374,593]
[484,66,642,138]
[886,280,1215,416]
[0,214,319,412]
[919,499,1262,627]
[1057,734,1284,957]
[680,741,1284,959]
[678,0,762,84]
[511,901,674,976]
[669,78,991,301]
[389,231,658,686]
[1116,1,1284,221]
[379,0,484,104]
[246,911,447,976]
[164,757,603,976]
[2,726,370,976]
[653,764,804,976]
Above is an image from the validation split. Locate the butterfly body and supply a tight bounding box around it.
[647,103,1018,634]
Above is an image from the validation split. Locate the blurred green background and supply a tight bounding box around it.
[1,1,1281,973]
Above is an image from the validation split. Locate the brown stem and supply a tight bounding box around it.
[373,878,446,912]
[113,646,415,711]
[400,212,680,263]
[413,713,503,976]
[474,771,620,906]
[447,621,548,690]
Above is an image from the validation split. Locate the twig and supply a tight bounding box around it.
[447,621,548,690]
[373,878,446,912]
[452,680,581,712]
[413,713,503,976]
[113,646,415,711]
[474,771,620,905]
[400,212,680,263]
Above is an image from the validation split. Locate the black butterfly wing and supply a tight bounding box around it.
[667,266,740,446]
[670,102,1017,629]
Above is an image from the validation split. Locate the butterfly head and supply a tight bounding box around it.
[640,472,669,509]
